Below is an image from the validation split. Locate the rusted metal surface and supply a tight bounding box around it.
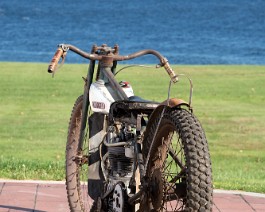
[161,98,189,108]
[100,55,114,68]
[47,44,178,85]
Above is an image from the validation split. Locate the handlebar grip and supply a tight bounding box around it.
[163,60,178,83]
[48,48,64,73]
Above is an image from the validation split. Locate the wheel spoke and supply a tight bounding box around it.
[169,168,186,183]
[168,146,185,170]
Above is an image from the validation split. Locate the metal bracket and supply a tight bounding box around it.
[167,74,193,108]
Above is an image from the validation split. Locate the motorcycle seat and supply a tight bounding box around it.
[128,96,159,104]
[109,96,160,122]
[110,96,159,115]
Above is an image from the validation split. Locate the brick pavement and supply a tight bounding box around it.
[0,180,264,212]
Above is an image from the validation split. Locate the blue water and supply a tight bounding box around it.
[0,0,265,64]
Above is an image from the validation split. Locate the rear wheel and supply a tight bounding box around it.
[65,95,92,211]
[141,107,213,211]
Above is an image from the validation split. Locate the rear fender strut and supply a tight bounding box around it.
[146,98,191,134]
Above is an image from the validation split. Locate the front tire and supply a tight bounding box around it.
[142,107,213,211]
[65,95,92,211]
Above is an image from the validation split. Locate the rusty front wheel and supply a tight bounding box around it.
[141,108,213,211]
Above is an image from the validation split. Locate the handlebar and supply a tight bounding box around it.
[47,44,178,83]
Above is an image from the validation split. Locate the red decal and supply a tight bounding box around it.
[92,102,105,109]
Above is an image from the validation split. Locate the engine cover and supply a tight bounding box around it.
[108,146,134,178]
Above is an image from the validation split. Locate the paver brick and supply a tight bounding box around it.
[0,181,264,212]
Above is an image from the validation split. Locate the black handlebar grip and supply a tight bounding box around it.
[48,48,64,73]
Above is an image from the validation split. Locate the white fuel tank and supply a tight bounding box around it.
[89,80,134,114]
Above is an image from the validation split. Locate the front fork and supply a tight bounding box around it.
[77,59,95,152]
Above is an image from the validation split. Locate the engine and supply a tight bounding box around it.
[107,123,135,180]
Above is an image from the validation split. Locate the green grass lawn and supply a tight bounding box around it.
[0,62,264,193]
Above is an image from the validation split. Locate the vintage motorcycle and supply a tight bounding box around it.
[48,44,213,211]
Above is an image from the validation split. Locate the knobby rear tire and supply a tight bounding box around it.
[142,107,213,211]
[65,95,92,212]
